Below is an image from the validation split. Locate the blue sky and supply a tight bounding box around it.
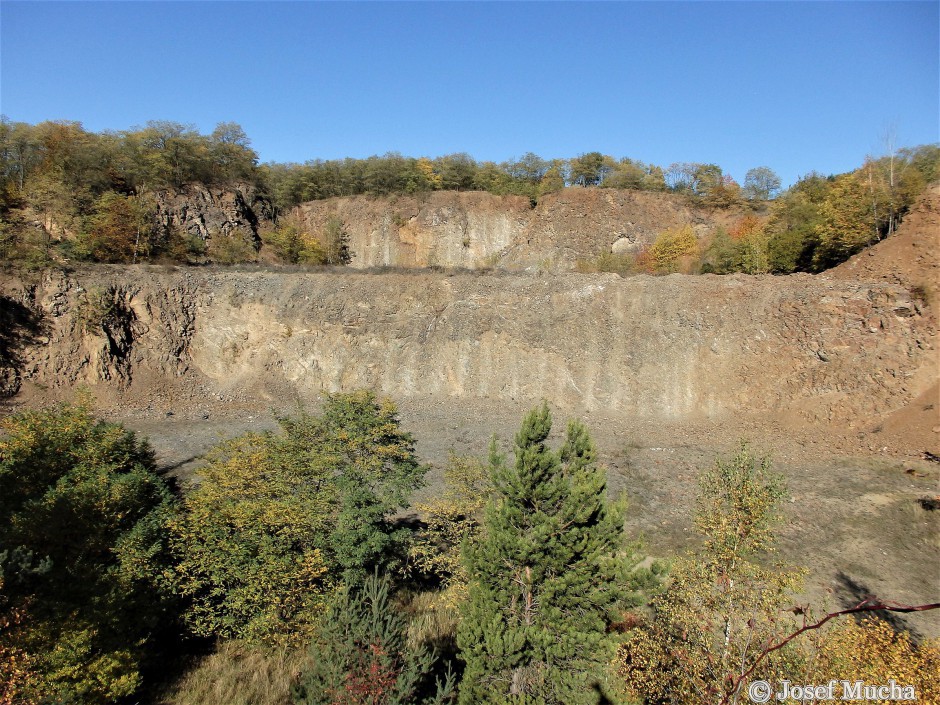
[1,1,937,187]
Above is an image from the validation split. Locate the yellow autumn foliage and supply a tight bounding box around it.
[806,618,940,705]
[167,433,336,646]
[408,452,490,601]
[649,224,699,274]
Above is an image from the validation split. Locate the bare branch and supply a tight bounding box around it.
[719,599,940,705]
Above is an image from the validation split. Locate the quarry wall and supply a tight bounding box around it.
[1,267,932,426]
[291,189,727,270]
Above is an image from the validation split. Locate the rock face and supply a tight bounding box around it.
[144,184,730,270]
[0,270,198,404]
[1,267,932,431]
[152,182,273,249]
[292,189,730,271]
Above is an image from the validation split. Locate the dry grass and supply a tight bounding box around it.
[158,641,310,705]
[575,252,636,276]
[404,587,463,654]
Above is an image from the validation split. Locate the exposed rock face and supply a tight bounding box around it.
[294,191,531,270]
[1,267,932,431]
[1,269,198,404]
[152,182,273,249]
[292,189,730,271]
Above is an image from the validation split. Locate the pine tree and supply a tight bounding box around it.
[456,403,655,704]
[295,573,454,705]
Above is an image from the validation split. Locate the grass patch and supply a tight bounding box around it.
[158,641,309,705]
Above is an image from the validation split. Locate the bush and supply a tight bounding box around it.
[0,401,179,703]
[261,222,326,265]
[207,231,258,264]
[649,224,699,274]
[575,251,637,276]
[73,286,119,334]
[808,618,940,701]
[167,392,427,645]
[295,574,454,705]
[408,453,490,594]
[78,191,153,263]
[163,229,207,263]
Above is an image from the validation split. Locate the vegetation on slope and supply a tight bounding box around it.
[3,117,934,273]
[1,398,937,704]
[578,145,940,277]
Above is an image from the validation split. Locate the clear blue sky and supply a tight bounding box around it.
[1,1,937,187]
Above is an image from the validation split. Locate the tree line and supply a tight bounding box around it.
[1,396,937,704]
[580,144,939,277]
[1,117,937,274]
[0,117,780,217]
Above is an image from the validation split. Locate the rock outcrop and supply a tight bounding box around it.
[152,182,273,250]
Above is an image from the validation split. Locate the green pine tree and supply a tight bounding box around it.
[456,403,657,704]
[295,572,454,705]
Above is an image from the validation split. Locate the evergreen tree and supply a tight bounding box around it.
[318,391,427,585]
[295,573,454,705]
[456,403,655,704]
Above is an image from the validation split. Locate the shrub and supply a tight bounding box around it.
[163,229,207,263]
[78,191,154,263]
[207,230,258,264]
[73,286,118,334]
[0,401,179,703]
[261,222,326,265]
[807,618,940,701]
[295,574,454,705]
[322,216,352,266]
[167,392,427,645]
[649,225,699,274]
[408,453,490,595]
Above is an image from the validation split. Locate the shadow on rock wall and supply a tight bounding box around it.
[0,295,43,398]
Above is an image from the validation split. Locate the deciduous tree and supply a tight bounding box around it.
[0,401,178,703]
[618,443,804,705]
[167,431,335,645]
[743,167,781,201]
[811,172,874,268]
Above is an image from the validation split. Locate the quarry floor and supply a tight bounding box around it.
[124,396,940,641]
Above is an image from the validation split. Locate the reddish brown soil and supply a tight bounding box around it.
[828,183,939,459]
